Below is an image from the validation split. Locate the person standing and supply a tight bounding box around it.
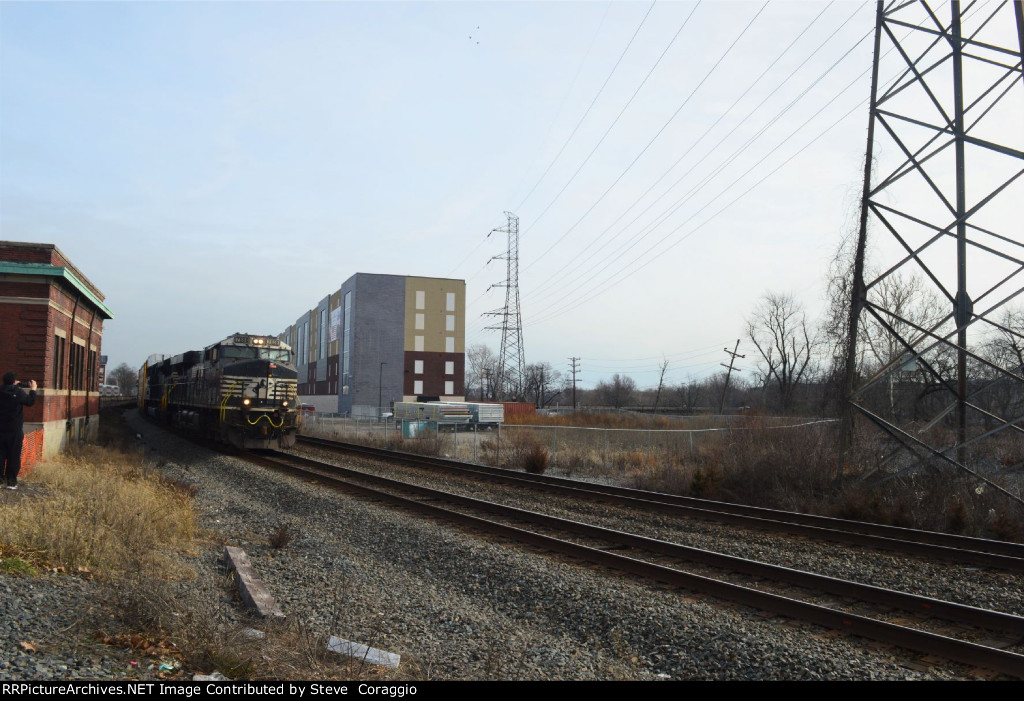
[0,372,37,490]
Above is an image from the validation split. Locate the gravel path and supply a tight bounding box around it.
[0,411,1006,680]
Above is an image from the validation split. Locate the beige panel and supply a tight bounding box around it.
[403,277,466,353]
[328,289,342,357]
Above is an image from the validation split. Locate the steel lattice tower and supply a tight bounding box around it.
[485,212,526,400]
[841,0,1024,506]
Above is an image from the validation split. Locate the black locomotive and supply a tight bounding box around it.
[139,333,299,449]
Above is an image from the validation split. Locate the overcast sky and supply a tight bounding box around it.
[2,1,1019,392]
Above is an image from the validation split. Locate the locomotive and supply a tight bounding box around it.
[139,333,299,449]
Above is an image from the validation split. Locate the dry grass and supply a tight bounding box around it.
[506,411,709,430]
[0,444,196,576]
[0,409,414,681]
[308,412,1024,542]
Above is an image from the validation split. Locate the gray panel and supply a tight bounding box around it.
[315,295,330,383]
[338,273,406,416]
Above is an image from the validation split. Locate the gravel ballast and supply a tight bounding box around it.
[0,411,1008,680]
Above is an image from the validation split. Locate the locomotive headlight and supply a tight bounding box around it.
[282,400,289,407]
[242,398,251,406]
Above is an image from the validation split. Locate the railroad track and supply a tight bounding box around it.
[296,435,1024,571]
[242,446,1024,678]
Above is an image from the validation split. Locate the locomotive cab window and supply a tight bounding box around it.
[217,345,290,362]
[220,346,258,359]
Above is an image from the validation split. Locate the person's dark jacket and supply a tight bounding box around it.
[0,384,36,435]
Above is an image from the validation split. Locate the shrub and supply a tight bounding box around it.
[522,444,549,474]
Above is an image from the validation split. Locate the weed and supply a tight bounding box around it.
[269,524,293,550]
[0,555,38,576]
[946,497,968,533]
[989,508,1024,542]
[689,466,719,499]
[522,444,549,474]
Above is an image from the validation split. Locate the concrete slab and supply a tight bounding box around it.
[327,635,400,669]
[224,546,285,619]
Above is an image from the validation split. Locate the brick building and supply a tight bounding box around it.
[0,242,114,469]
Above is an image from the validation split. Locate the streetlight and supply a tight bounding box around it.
[378,361,386,421]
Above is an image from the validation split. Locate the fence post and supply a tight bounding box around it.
[454,423,458,459]
[689,432,694,459]
[603,430,608,470]
[552,426,558,467]
[473,423,478,462]
[497,423,501,466]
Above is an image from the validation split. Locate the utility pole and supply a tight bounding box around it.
[568,357,580,412]
[482,369,491,402]
[719,340,744,415]
[378,361,386,421]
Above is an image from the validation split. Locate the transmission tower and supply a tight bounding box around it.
[840,1,1024,506]
[485,212,526,400]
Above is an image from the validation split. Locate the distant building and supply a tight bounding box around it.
[0,242,114,467]
[280,273,465,416]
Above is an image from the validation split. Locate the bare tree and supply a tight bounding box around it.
[746,292,817,412]
[596,374,637,409]
[109,362,138,395]
[652,357,669,412]
[523,362,564,408]
[466,344,498,400]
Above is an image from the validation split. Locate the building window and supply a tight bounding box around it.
[415,313,424,330]
[415,336,424,352]
[445,361,454,375]
[445,337,454,353]
[414,380,423,395]
[416,290,425,309]
[88,350,97,391]
[70,342,85,390]
[52,335,66,389]
[446,292,455,311]
[446,315,455,331]
[414,360,423,374]
[445,381,454,395]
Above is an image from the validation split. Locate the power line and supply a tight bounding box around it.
[524,18,874,311]
[512,0,659,214]
[524,0,864,302]
[524,12,938,326]
[519,1,705,241]
[528,90,869,327]
[522,0,767,271]
[507,1,615,211]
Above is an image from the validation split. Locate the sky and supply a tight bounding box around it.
[2,0,1020,392]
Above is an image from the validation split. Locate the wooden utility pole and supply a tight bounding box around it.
[719,340,744,414]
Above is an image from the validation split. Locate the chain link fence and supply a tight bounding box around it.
[299,413,837,481]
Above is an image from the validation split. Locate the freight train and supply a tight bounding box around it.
[139,333,299,449]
